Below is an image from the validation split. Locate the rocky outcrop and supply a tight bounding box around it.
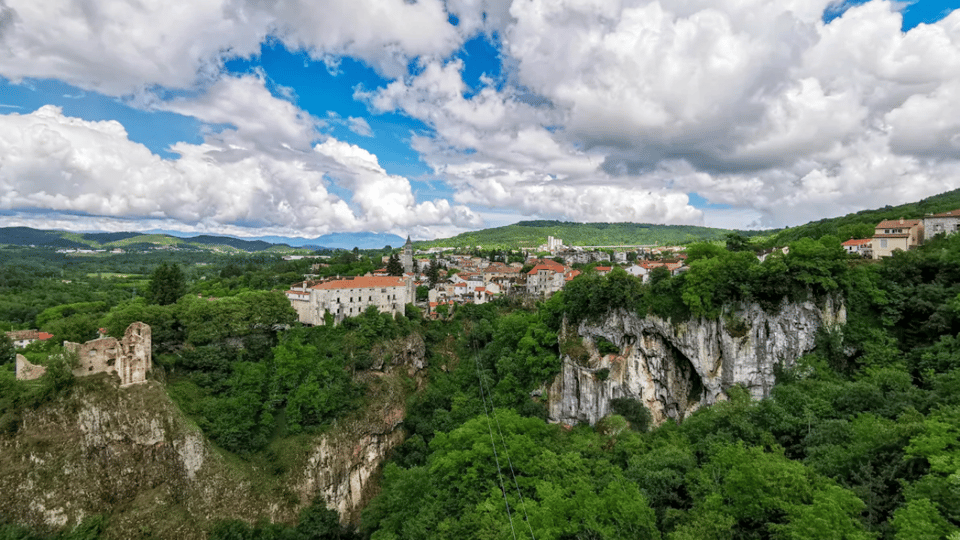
[0,377,270,539]
[298,332,427,523]
[0,332,428,537]
[548,297,845,426]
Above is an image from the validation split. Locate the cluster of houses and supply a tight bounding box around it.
[5,329,54,348]
[284,235,694,325]
[841,209,960,259]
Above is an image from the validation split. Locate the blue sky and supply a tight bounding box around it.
[0,0,958,239]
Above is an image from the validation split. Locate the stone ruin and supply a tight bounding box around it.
[64,322,152,387]
[15,354,47,381]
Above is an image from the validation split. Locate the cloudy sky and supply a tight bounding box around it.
[0,0,958,240]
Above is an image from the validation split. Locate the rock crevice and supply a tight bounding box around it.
[548,297,845,425]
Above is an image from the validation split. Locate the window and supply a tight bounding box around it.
[880,238,888,248]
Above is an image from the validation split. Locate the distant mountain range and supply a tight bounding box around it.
[6,186,960,254]
[254,232,406,250]
[0,227,408,252]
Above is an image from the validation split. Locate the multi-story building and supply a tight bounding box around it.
[872,218,924,259]
[923,209,960,239]
[286,275,412,326]
[526,258,579,297]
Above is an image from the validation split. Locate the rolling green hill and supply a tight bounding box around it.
[416,220,747,250]
[0,227,302,253]
[771,187,960,244]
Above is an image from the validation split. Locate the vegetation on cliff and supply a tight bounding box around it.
[4,225,960,538]
[365,233,960,539]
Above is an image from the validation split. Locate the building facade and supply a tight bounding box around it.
[923,209,960,239]
[872,218,923,259]
[286,276,412,326]
[5,329,54,348]
[841,238,872,257]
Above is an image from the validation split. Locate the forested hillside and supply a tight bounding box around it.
[0,227,303,252]
[771,187,960,244]
[3,231,960,538]
[417,220,747,249]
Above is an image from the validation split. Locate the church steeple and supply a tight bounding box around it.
[401,234,414,273]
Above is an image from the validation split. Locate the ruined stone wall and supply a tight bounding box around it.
[71,337,121,378]
[118,323,151,387]
[67,322,151,387]
[15,354,46,381]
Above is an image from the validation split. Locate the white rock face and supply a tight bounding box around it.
[0,331,429,536]
[548,297,845,426]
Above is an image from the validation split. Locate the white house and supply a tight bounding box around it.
[286,275,412,326]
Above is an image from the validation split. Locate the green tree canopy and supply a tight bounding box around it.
[147,262,186,305]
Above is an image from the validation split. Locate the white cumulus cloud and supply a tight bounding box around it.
[360,0,960,228]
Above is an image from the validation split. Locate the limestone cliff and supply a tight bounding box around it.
[548,297,845,426]
[295,331,427,523]
[0,333,427,538]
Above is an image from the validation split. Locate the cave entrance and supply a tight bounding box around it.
[660,341,705,422]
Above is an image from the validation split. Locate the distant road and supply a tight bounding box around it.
[575,245,659,249]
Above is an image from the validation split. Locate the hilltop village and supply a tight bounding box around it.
[285,208,960,326]
[284,235,691,325]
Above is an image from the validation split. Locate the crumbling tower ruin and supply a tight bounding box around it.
[65,322,152,386]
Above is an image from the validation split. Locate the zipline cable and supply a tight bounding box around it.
[472,343,518,540]
[491,401,537,540]
[473,340,537,540]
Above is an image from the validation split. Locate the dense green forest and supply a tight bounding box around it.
[361,234,960,540]
[3,229,960,538]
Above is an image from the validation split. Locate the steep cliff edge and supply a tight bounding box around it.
[0,332,426,538]
[548,297,845,426]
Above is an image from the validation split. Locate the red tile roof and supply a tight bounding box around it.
[876,219,921,229]
[930,209,960,218]
[527,258,566,275]
[842,238,872,247]
[309,276,406,290]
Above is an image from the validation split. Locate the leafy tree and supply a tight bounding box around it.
[386,254,403,276]
[416,285,429,302]
[147,262,186,305]
[725,232,750,252]
[203,361,273,454]
[610,397,652,432]
[365,410,660,540]
[426,259,441,287]
[0,334,15,367]
[678,442,872,540]
[271,333,359,434]
[684,242,727,263]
